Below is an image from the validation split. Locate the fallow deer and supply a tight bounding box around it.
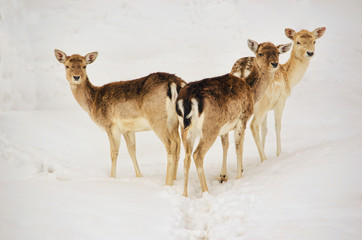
[54,50,186,185]
[220,27,326,180]
[176,40,291,196]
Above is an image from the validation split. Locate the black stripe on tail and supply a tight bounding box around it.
[176,99,192,129]
[167,83,172,99]
[167,81,183,100]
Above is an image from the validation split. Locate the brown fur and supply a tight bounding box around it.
[223,27,326,169]
[54,50,186,185]
[176,41,290,196]
[177,74,254,127]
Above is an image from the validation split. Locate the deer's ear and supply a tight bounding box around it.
[247,39,259,54]
[85,52,98,64]
[285,28,296,40]
[313,27,326,39]
[54,49,67,63]
[277,43,292,54]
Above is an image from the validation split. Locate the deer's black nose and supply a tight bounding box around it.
[271,62,278,68]
[307,51,314,57]
[73,76,80,81]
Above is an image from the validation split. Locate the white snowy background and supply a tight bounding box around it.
[0,0,361,239]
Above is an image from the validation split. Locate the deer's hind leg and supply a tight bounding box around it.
[172,127,181,181]
[148,120,179,186]
[193,129,219,193]
[219,133,229,183]
[234,118,248,179]
[123,132,142,177]
[181,129,194,197]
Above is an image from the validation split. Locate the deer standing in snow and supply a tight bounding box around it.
[219,27,326,181]
[54,50,186,185]
[176,40,291,196]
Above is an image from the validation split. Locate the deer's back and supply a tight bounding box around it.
[178,74,254,126]
[90,72,184,129]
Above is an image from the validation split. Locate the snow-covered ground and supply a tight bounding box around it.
[1,0,362,239]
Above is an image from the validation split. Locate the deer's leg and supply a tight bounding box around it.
[193,133,218,193]
[274,100,286,157]
[149,123,177,186]
[234,119,247,179]
[219,133,229,183]
[123,132,142,177]
[261,114,268,151]
[162,129,180,185]
[181,129,194,197]
[250,108,268,162]
[172,128,181,181]
[164,138,175,186]
[106,127,121,178]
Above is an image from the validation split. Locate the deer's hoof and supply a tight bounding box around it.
[219,174,228,183]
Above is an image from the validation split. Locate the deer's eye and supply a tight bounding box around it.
[66,66,69,69]
[297,41,301,45]
[258,53,263,57]
[313,41,316,44]
[83,66,86,69]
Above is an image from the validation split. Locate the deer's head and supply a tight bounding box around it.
[54,49,98,85]
[285,27,326,59]
[248,40,292,72]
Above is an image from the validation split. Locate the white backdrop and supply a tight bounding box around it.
[1,0,361,110]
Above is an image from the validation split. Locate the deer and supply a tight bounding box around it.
[176,40,291,196]
[219,27,326,182]
[54,49,186,185]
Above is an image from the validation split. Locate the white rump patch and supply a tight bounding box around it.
[186,98,204,140]
[177,99,184,116]
[170,82,178,103]
[166,96,178,131]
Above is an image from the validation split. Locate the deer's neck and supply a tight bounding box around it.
[70,77,98,114]
[283,50,311,89]
[246,64,275,103]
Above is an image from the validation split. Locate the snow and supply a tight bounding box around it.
[1,0,362,239]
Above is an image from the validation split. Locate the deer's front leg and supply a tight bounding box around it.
[107,127,121,178]
[250,109,268,163]
[274,100,286,157]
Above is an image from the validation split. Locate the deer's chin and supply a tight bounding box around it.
[267,67,278,73]
[68,79,82,86]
